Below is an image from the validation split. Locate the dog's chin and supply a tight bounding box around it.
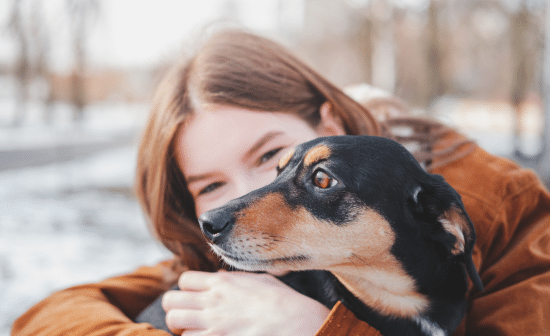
[210,244,308,272]
[219,256,270,271]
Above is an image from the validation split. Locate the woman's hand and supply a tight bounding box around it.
[162,270,330,336]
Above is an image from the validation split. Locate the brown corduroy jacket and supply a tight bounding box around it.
[12,142,550,336]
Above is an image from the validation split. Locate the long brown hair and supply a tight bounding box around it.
[135,29,474,274]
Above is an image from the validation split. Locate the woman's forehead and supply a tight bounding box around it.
[174,106,318,176]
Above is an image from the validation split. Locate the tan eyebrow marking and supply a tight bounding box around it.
[303,144,331,167]
[278,149,295,170]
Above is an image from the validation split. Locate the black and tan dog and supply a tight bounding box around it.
[197,135,484,336]
[136,135,484,336]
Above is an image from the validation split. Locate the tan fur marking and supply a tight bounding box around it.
[446,206,470,235]
[228,197,427,318]
[278,149,295,171]
[332,266,428,318]
[441,205,470,255]
[303,145,331,167]
[234,193,295,239]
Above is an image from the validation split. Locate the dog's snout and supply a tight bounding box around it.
[198,209,235,243]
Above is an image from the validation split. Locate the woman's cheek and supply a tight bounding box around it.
[255,168,279,189]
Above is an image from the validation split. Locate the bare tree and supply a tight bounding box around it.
[540,2,550,185]
[425,0,447,108]
[67,0,100,122]
[29,0,55,124]
[510,1,543,161]
[508,0,550,185]
[352,9,374,85]
[8,0,30,127]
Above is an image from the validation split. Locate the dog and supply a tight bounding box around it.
[136,135,484,336]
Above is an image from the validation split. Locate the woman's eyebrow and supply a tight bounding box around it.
[186,131,284,184]
[186,172,216,184]
[243,131,284,161]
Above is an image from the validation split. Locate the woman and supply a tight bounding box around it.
[12,29,550,335]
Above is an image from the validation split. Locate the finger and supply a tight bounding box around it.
[162,290,204,310]
[166,309,206,331]
[178,271,215,291]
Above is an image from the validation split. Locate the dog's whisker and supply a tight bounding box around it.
[351,253,373,267]
[270,237,301,248]
[244,231,302,249]
[348,256,361,273]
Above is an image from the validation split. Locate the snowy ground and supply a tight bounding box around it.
[0,101,172,335]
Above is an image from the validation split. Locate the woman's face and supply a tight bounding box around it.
[175,104,342,216]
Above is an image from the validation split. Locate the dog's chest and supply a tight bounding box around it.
[278,270,436,336]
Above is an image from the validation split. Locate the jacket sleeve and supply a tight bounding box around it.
[11,260,176,336]
[12,259,380,336]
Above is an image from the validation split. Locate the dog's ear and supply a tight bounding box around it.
[410,182,484,292]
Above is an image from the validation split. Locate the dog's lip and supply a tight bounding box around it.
[211,244,308,265]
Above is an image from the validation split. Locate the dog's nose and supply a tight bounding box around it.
[198,208,235,243]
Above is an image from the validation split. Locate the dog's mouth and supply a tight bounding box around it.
[210,244,309,271]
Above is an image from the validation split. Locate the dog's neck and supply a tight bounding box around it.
[327,254,465,336]
[328,257,429,319]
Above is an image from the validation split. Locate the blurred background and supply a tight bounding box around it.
[1,0,549,334]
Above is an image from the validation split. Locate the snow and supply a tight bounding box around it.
[0,101,172,335]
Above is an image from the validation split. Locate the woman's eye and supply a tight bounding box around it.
[259,147,283,165]
[312,169,337,189]
[198,182,225,196]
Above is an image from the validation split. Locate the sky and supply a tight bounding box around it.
[0,0,303,72]
[89,0,288,68]
[1,0,545,73]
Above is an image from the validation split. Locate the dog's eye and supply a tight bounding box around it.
[312,169,337,189]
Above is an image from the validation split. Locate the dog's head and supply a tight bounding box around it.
[198,136,483,298]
